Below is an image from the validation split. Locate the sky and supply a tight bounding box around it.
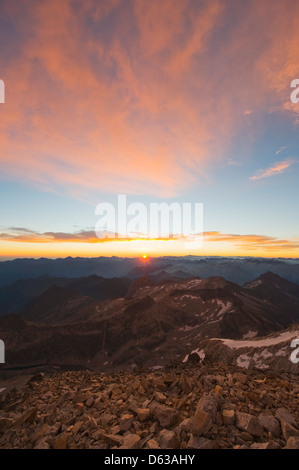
[0,0,299,259]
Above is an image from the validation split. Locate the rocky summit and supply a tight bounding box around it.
[0,362,299,449]
[1,270,299,450]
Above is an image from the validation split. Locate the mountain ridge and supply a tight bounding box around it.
[1,256,299,288]
[1,271,299,373]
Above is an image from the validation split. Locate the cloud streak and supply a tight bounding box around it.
[249,158,297,181]
[1,227,298,254]
[204,231,299,252]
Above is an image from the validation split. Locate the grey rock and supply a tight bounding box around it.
[196,392,221,423]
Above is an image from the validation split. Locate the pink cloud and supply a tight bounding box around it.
[0,0,299,199]
[249,158,297,181]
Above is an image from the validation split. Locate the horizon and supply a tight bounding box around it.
[1,254,299,262]
[1,0,299,259]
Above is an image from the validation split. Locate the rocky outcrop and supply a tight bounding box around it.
[184,325,299,373]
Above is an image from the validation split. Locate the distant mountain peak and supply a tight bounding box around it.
[259,271,283,281]
[244,271,289,288]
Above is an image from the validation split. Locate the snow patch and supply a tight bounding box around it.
[237,354,251,369]
[242,330,258,339]
[220,330,299,349]
[182,354,189,363]
[275,347,288,357]
[237,349,272,370]
[192,348,206,360]
[252,350,272,369]
[182,348,205,363]
[245,280,263,288]
[180,295,200,300]
[179,325,198,332]
[187,279,202,287]
[216,300,232,317]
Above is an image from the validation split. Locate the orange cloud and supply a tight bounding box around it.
[0,227,183,244]
[249,158,297,181]
[1,0,299,200]
[1,227,298,256]
[204,231,299,252]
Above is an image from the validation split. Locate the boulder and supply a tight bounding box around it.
[119,414,134,432]
[222,409,235,426]
[158,429,178,448]
[235,412,263,437]
[119,433,141,449]
[150,403,179,428]
[196,392,221,423]
[147,438,160,449]
[275,408,299,440]
[187,435,215,449]
[188,409,213,436]
[137,408,151,422]
[27,372,44,384]
[259,414,280,438]
[286,437,299,449]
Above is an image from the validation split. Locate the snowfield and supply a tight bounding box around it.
[219,330,299,349]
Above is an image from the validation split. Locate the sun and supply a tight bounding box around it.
[142,254,147,259]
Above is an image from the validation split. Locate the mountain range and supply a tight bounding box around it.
[1,256,299,288]
[0,270,298,374]
[0,275,131,314]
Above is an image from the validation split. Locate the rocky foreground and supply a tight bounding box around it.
[0,363,299,449]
